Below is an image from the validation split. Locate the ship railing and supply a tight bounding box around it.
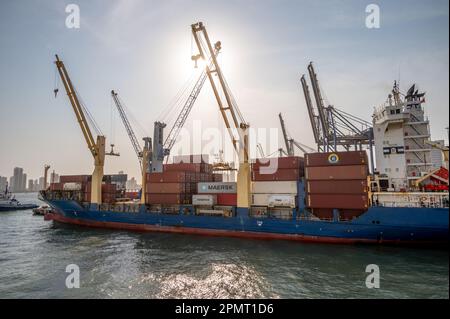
[372,192,449,208]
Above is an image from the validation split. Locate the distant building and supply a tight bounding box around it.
[38,177,45,190]
[12,167,27,192]
[50,171,59,183]
[126,177,138,190]
[28,179,34,192]
[0,176,7,193]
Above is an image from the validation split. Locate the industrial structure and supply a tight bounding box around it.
[300,63,375,171]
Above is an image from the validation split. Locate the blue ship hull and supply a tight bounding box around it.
[43,199,449,245]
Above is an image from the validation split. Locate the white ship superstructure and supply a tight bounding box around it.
[373,82,434,191]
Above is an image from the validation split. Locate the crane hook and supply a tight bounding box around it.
[54,88,59,98]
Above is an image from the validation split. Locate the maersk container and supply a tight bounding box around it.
[192,194,217,206]
[252,181,297,194]
[252,194,296,208]
[197,182,237,194]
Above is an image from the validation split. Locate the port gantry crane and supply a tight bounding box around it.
[278,113,316,156]
[301,62,375,172]
[191,21,251,212]
[55,54,114,205]
[111,90,152,203]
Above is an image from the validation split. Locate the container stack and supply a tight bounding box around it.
[49,175,118,204]
[250,156,304,219]
[145,161,215,205]
[197,182,237,206]
[305,151,369,220]
[251,156,304,181]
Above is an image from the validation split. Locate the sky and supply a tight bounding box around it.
[0,0,448,182]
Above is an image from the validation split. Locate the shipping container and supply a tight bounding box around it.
[146,182,187,194]
[252,168,302,181]
[252,156,304,171]
[192,194,217,206]
[147,171,191,183]
[307,194,369,210]
[198,182,237,194]
[212,174,223,182]
[164,163,202,173]
[60,175,91,183]
[63,182,82,191]
[252,181,297,194]
[85,183,117,194]
[306,180,368,194]
[305,165,368,181]
[146,193,187,205]
[252,194,296,208]
[216,193,237,206]
[305,151,368,167]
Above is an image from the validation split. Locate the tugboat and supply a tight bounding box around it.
[0,187,38,212]
[32,205,53,216]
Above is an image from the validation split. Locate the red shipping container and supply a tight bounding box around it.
[252,168,302,181]
[85,182,117,194]
[213,174,223,182]
[306,180,368,194]
[147,172,190,183]
[305,165,368,180]
[216,193,237,206]
[60,175,91,183]
[146,182,187,194]
[253,156,304,171]
[307,194,368,210]
[164,163,202,173]
[305,151,367,167]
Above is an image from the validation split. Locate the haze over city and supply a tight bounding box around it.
[0,0,448,183]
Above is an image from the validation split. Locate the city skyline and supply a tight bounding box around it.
[0,0,448,181]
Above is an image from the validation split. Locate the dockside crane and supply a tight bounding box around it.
[191,21,251,211]
[279,112,315,156]
[55,54,109,205]
[111,90,144,167]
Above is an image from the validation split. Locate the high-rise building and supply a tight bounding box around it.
[50,171,59,183]
[0,176,7,193]
[28,179,34,192]
[126,177,138,190]
[38,177,45,190]
[12,167,24,192]
[22,173,27,192]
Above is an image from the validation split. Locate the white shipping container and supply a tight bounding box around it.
[252,194,296,208]
[252,181,297,194]
[192,194,217,206]
[198,182,237,194]
[63,182,82,191]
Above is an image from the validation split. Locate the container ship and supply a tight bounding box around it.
[41,22,449,246]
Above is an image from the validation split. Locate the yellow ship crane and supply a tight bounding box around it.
[191,22,251,210]
[54,54,106,205]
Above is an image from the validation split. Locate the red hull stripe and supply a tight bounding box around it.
[45,213,431,245]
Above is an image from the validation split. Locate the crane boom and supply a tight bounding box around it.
[55,55,98,157]
[278,113,294,156]
[307,62,330,146]
[191,21,250,210]
[300,75,320,145]
[54,54,105,205]
[111,90,143,163]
